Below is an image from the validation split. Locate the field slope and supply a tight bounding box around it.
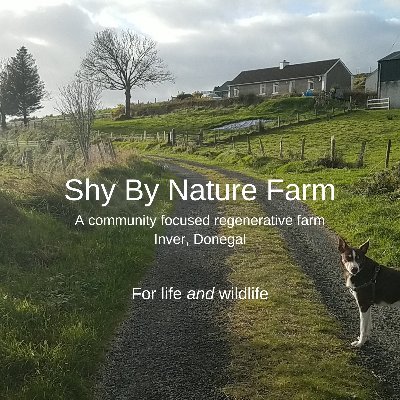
[0,158,172,399]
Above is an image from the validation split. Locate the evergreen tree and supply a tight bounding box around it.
[0,60,17,129]
[7,46,45,126]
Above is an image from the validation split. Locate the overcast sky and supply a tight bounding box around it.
[1,0,400,116]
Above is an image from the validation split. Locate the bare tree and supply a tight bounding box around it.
[80,29,174,118]
[57,78,101,165]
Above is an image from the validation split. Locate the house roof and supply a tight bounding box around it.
[214,80,232,92]
[379,51,400,62]
[230,59,341,85]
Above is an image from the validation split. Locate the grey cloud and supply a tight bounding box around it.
[0,4,101,113]
[1,1,400,116]
[158,9,400,96]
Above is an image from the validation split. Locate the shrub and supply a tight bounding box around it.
[342,91,369,108]
[111,104,125,118]
[314,152,350,169]
[238,93,262,106]
[354,164,400,196]
[176,92,193,100]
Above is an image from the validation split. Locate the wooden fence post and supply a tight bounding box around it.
[279,138,283,159]
[258,119,264,133]
[277,116,281,128]
[357,140,366,168]
[96,142,105,163]
[26,150,33,173]
[172,129,176,145]
[231,135,235,150]
[143,130,147,141]
[101,139,109,156]
[169,129,175,145]
[198,129,203,146]
[156,132,160,142]
[214,133,217,147]
[259,137,265,157]
[108,139,117,161]
[300,137,305,160]
[247,135,252,154]
[20,151,26,169]
[330,135,336,163]
[163,130,167,142]
[385,139,391,169]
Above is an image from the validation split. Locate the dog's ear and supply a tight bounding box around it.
[359,240,369,254]
[338,236,348,253]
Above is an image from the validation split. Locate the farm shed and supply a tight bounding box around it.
[378,51,400,108]
[228,59,352,98]
[365,69,378,93]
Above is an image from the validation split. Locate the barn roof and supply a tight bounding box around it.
[379,51,400,62]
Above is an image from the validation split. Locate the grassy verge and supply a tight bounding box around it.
[93,97,320,135]
[117,109,400,267]
[181,165,378,399]
[0,157,172,399]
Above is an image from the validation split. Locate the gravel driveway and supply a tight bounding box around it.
[95,163,232,400]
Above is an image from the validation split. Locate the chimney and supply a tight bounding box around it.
[279,60,289,69]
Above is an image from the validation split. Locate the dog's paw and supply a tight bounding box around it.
[351,339,367,348]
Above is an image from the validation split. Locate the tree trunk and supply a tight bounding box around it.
[125,87,131,118]
[23,112,28,127]
[0,109,6,129]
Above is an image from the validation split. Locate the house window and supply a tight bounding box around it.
[272,82,279,94]
[233,87,239,97]
[260,83,267,95]
[289,80,295,93]
[308,79,314,90]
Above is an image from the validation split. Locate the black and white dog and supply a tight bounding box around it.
[338,237,400,347]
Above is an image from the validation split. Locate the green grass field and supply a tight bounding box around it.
[0,157,172,399]
[2,97,399,398]
[93,97,319,135]
[116,106,400,268]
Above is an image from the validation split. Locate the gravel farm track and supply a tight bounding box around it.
[96,158,400,400]
[95,163,233,400]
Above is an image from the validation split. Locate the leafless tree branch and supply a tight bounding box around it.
[57,78,102,165]
[80,29,174,117]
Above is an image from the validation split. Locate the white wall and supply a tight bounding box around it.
[365,69,378,93]
[380,81,400,108]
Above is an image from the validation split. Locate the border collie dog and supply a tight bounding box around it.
[338,237,400,348]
